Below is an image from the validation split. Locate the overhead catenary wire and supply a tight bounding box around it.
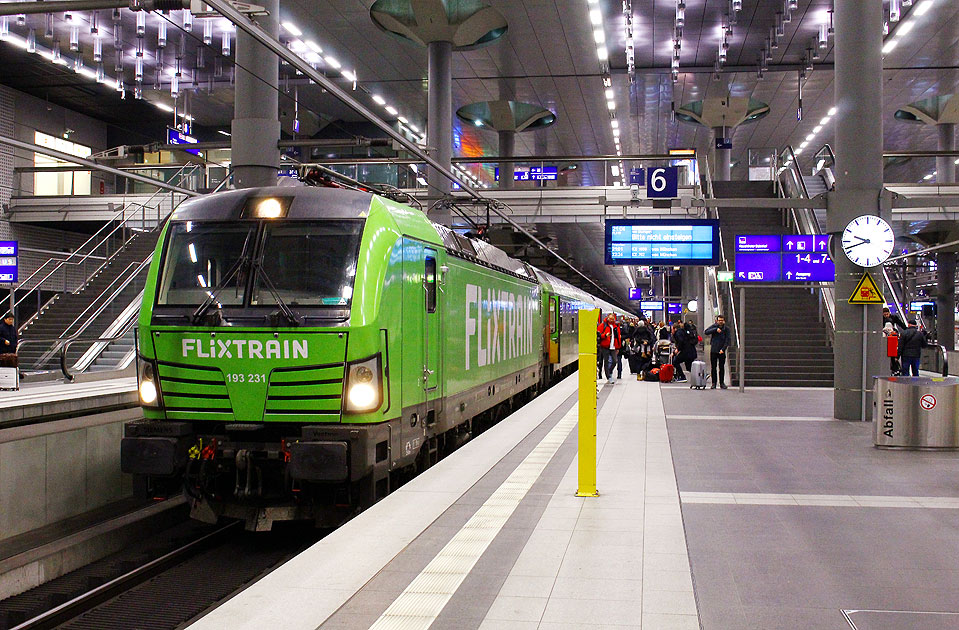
[200,0,622,306]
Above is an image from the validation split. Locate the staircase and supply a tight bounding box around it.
[801,174,829,228]
[18,232,158,371]
[714,182,834,387]
[86,329,136,372]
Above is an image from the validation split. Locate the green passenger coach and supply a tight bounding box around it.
[122,186,625,529]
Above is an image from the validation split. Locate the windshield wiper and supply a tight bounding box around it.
[252,259,301,327]
[191,231,255,325]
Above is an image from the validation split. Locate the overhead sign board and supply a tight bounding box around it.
[628,287,643,300]
[629,167,645,186]
[715,137,732,150]
[167,128,201,156]
[605,219,721,266]
[646,166,679,198]
[734,234,835,283]
[0,241,17,283]
[910,300,935,311]
[717,270,735,282]
[848,272,884,304]
[493,166,558,181]
[640,300,665,311]
[667,302,682,315]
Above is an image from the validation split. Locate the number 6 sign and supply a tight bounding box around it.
[647,166,679,198]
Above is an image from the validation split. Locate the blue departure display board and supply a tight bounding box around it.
[734,234,835,283]
[605,219,720,266]
[494,166,558,181]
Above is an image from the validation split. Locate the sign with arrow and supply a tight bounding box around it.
[848,271,885,304]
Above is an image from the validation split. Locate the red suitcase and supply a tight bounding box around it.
[886,335,898,358]
[659,364,675,383]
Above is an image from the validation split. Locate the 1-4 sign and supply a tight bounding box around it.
[647,167,678,198]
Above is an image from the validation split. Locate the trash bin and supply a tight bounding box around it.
[874,376,959,449]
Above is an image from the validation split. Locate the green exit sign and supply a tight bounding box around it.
[718,270,735,282]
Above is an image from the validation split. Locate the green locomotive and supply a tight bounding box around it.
[122,186,625,529]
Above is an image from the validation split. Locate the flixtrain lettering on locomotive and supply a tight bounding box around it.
[122,186,625,530]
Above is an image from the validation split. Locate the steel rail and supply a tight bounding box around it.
[9,521,239,630]
[202,0,621,305]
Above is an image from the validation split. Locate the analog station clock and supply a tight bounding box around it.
[841,215,895,268]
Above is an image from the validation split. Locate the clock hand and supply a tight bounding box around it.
[855,235,871,244]
[845,241,868,250]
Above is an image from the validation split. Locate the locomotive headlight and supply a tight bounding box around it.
[256,198,283,218]
[345,355,382,413]
[137,359,161,407]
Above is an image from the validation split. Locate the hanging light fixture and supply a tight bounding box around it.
[64,11,73,21]
[26,28,36,53]
[221,30,230,56]
[171,72,179,97]
[93,34,102,61]
[890,0,901,22]
[114,24,122,49]
[182,9,193,32]
[70,25,79,51]
[115,49,123,73]
[203,19,212,44]
[158,19,167,48]
[96,62,104,82]
[52,39,61,62]
[74,54,83,72]
[90,11,98,35]
[818,23,828,48]
[45,14,53,39]
[16,14,26,26]
[0,17,8,41]
[675,1,685,28]
[134,84,142,99]
[135,55,143,82]
[136,11,145,36]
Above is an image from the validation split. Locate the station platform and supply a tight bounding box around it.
[186,375,959,630]
[0,376,137,425]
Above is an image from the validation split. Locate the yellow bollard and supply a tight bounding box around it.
[577,309,600,497]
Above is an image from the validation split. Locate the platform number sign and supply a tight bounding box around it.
[647,167,678,198]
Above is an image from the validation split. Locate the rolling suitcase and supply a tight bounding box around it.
[689,360,708,390]
[658,363,675,383]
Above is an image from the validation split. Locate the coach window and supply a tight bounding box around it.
[425,255,437,313]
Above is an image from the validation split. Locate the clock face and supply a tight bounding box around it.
[841,215,895,268]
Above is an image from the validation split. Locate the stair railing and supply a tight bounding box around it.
[70,289,143,374]
[14,163,193,323]
[30,258,149,369]
[699,152,739,384]
[778,145,836,342]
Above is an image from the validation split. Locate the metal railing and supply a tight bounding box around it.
[25,258,149,372]
[777,145,837,339]
[14,164,190,330]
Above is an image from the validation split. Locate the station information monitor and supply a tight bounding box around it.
[605,219,720,266]
[734,235,835,283]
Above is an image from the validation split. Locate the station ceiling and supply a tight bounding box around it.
[2,0,959,305]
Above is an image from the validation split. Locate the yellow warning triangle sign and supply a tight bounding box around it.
[848,271,885,304]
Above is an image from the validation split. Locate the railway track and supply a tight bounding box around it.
[1,519,322,630]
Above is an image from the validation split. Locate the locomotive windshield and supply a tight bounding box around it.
[155,220,363,310]
[251,222,363,307]
[157,222,254,306]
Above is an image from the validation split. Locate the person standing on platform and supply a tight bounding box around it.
[897,319,927,377]
[597,312,623,383]
[0,313,17,355]
[882,307,906,332]
[670,322,696,383]
[703,315,730,389]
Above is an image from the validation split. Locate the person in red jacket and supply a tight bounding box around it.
[597,312,623,383]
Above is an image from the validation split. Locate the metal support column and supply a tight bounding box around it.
[713,126,731,181]
[831,0,885,420]
[427,40,453,223]
[498,130,515,190]
[232,0,280,189]
[938,124,957,184]
[937,252,956,351]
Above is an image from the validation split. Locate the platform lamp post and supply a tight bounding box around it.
[577,309,600,498]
